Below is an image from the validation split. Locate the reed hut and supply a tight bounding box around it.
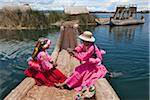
[0,4,48,29]
[1,4,32,13]
[64,6,89,15]
[64,6,96,25]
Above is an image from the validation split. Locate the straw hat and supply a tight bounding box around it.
[79,31,95,42]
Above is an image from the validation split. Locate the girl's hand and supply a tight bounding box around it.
[68,51,75,56]
[67,48,73,53]
[67,48,75,56]
[50,61,57,67]
[53,62,57,67]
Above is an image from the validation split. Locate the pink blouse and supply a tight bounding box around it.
[28,51,53,72]
[74,44,105,65]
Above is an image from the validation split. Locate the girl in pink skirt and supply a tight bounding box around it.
[56,31,108,93]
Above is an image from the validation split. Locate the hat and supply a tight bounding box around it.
[37,38,51,49]
[79,31,95,42]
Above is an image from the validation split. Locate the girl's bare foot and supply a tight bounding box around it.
[54,83,72,90]
[54,83,64,89]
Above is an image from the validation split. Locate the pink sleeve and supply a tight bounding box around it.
[74,45,94,61]
[37,52,53,71]
[95,47,102,61]
[74,44,84,52]
[88,47,105,64]
[45,51,53,62]
[89,58,101,64]
[100,49,106,55]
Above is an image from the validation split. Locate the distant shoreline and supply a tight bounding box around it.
[0,27,50,30]
[40,10,150,14]
[89,11,150,14]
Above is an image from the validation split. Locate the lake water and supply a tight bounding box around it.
[0,14,149,100]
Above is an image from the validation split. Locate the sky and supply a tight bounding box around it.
[0,0,149,11]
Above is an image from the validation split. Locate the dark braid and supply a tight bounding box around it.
[31,38,47,60]
[92,43,97,58]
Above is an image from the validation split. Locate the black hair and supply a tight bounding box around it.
[31,38,47,60]
[92,43,97,58]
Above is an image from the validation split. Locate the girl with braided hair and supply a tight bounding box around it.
[24,38,67,87]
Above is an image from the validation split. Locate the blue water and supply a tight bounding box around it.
[93,13,149,100]
[0,28,60,99]
[0,14,149,100]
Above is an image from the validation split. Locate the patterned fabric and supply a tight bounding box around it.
[76,85,96,99]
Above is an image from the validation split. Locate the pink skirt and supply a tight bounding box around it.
[65,63,107,91]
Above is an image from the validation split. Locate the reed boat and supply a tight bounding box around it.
[110,17,144,26]
[95,4,145,26]
[4,21,120,100]
[95,18,110,25]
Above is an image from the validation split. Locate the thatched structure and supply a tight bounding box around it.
[64,6,96,25]
[64,6,89,15]
[0,4,48,29]
[1,4,31,13]
[113,4,137,20]
[95,4,144,26]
